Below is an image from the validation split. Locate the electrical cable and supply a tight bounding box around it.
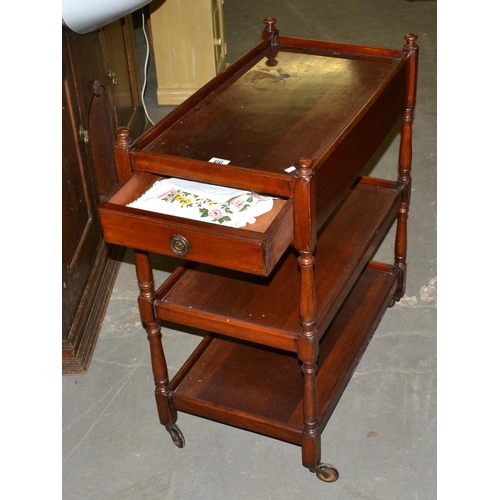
[141,10,155,126]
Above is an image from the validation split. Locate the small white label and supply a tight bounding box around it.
[285,166,296,173]
[209,157,231,165]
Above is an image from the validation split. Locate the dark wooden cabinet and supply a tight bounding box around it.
[62,17,145,374]
[98,19,418,481]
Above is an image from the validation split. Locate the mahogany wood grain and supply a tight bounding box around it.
[169,265,397,444]
[129,150,293,198]
[97,20,419,477]
[102,169,289,233]
[114,126,133,183]
[394,34,419,300]
[277,35,404,59]
[99,176,294,275]
[292,158,317,252]
[142,48,404,180]
[133,38,272,149]
[313,58,407,227]
[292,263,399,432]
[155,178,403,347]
[293,159,321,468]
[124,41,410,235]
[135,249,177,427]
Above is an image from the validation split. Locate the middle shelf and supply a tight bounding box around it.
[155,176,403,352]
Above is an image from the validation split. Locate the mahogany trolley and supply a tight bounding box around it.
[98,19,418,482]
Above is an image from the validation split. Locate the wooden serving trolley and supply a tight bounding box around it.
[98,19,418,482]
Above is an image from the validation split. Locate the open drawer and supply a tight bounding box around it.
[98,171,294,276]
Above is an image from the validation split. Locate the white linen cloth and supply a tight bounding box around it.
[127,177,274,228]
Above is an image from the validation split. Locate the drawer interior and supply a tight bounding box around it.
[108,171,289,232]
[100,171,294,276]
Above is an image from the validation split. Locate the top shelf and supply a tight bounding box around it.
[142,43,406,175]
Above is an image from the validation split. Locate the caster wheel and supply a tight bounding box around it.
[313,463,339,483]
[165,423,185,448]
[387,298,396,308]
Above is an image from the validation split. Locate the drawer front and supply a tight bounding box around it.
[99,199,293,276]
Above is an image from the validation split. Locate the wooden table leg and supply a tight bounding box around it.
[134,249,184,447]
[394,34,419,302]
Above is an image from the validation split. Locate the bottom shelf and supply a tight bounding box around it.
[169,262,398,445]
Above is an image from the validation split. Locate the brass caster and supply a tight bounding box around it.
[311,463,339,483]
[387,298,396,308]
[165,423,185,448]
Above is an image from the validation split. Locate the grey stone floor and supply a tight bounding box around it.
[62,1,437,498]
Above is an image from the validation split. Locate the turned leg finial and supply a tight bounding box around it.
[296,158,313,180]
[262,18,279,43]
[115,126,132,149]
[404,33,418,49]
[114,127,133,183]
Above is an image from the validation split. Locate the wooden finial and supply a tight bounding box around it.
[404,33,418,49]
[114,127,133,182]
[296,158,313,179]
[262,18,279,43]
[115,127,132,149]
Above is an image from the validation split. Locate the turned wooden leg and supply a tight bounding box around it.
[394,197,409,300]
[394,34,418,301]
[292,158,337,480]
[134,250,178,430]
[297,250,338,482]
[301,359,321,468]
[394,107,413,300]
[297,251,321,470]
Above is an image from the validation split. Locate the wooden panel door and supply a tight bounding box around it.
[62,32,107,372]
[62,20,144,374]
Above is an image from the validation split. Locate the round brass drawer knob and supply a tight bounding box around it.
[170,234,191,256]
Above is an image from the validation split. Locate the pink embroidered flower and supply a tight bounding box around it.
[232,198,248,210]
[209,208,225,220]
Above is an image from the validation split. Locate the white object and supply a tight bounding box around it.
[62,0,151,34]
[127,178,274,228]
[209,157,231,165]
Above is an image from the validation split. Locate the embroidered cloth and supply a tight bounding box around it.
[127,178,274,228]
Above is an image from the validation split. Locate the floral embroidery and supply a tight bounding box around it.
[128,178,274,228]
[161,190,256,224]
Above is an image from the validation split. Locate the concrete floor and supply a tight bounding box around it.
[62,1,437,498]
